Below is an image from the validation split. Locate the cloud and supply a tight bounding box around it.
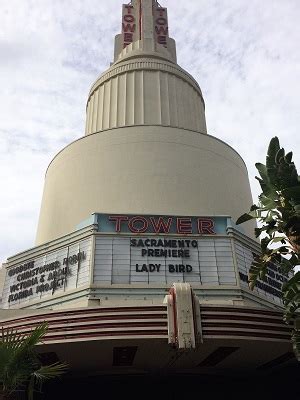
[0,0,299,263]
[165,0,300,197]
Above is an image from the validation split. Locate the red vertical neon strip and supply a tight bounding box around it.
[139,0,142,40]
[170,287,178,346]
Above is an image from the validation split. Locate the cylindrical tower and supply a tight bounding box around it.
[2,2,295,380]
[35,0,253,245]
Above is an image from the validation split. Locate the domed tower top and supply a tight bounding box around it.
[85,0,207,135]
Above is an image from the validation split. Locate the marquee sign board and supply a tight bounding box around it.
[1,220,288,308]
[96,214,229,235]
[1,239,92,308]
[94,235,237,286]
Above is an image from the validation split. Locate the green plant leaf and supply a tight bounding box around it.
[270,236,287,244]
[259,195,278,209]
[279,255,297,274]
[266,137,280,167]
[236,211,258,225]
[0,322,67,399]
[32,362,68,383]
[260,237,272,252]
[282,184,300,200]
[283,271,300,292]
[248,255,268,290]
[255,163,269,183]
[256,178,277,198]
[292,329,300,361]
[285,152,293,164]
[238,136,300,359]
[275,148,285,164]
[254,228,263,238]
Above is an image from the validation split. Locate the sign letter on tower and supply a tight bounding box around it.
[154,6,168,47]
[122,4,136,48]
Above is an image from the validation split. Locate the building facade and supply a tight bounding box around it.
[0,0,297,390]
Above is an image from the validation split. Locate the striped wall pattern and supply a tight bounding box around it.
[0,305,290,344]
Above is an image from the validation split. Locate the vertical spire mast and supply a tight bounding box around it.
[114,0,177,63]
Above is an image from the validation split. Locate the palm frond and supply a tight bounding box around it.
[32,362,68,384]
[0,322,67,398]
[1,327,28,351]
[22,323,49,348]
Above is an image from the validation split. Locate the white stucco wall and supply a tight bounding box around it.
[36,126,254,244]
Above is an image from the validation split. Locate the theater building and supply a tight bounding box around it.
[0,0,298,397]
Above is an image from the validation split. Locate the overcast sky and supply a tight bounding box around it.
[0,0,299,263]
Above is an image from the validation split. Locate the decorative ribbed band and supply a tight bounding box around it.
[89,57,203,100]
[85,58,206,135]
